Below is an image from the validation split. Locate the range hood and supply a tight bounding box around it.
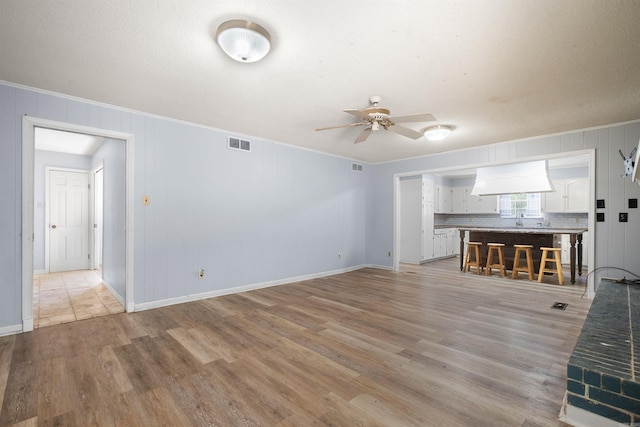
[470,160,555,196]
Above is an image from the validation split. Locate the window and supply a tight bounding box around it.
[499,193,542,218]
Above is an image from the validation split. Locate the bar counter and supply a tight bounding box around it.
[458,227,587,284]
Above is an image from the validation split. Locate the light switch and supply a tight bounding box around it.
[143,196,150,206]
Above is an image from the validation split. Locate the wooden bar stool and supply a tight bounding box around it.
[485,243,506,277]
[511,244,534,280]
[463,242,484,274]
[538,247,564,285]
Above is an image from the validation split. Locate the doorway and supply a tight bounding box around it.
[33,164,123,328]
[392,150,597,297]
[22,116,135,332]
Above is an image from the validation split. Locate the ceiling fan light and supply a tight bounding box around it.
[216,20,271,63]
[423,125,453,141]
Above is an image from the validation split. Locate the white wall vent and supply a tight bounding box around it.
[351,163,364,173]
[228,137,251,152]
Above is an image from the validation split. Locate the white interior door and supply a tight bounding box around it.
[49,169,90,272]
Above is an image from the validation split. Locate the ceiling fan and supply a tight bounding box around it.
[315,96,437,144]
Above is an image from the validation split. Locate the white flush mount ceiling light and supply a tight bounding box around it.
[216,20,271,63]
[423,125,453,141]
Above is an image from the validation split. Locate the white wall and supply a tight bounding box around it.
[367,124,640,288]
[91,138,126,299]
[0,82,367,330]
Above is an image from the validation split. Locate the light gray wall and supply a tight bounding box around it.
[0,82,367,330]
[33,150,91,271]
[2,80,639,331]
[367,124,640,287]
[399,178,422,264]
[91,138,126,299]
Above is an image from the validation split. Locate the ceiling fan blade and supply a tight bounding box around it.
[344,109,372,121]
[315,122,365,131]
[354,128,372,144]
[387,124,423,140]
[389,113,437,123]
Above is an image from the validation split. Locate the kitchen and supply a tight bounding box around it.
[398,154,590,283]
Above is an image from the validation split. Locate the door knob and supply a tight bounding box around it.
[51,224,57,229]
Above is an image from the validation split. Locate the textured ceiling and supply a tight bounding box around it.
[1,1,639,163]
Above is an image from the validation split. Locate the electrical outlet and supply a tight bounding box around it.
[337,253,342,259]
[198,269,205,278]
[619,212,628,223]
[388,251,392,257]
[142,195,150,206]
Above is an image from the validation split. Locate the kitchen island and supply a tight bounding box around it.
[458,227,587,284]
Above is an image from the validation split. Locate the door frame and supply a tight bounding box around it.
[91,163,104,271]
[44,166,91,273]
[22,116,135,332]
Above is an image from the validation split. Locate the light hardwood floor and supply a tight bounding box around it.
[1,258,591,426]
[33,270,124,328]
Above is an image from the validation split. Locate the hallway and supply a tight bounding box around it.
[33,270,124,328]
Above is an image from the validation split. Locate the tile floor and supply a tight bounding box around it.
[33,269,124,328]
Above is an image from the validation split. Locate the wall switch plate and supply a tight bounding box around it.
[619,212,628,222]
[596,199,605,209]
[629,198,638,209]
[597,212,605,222]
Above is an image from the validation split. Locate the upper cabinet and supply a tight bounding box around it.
[448,186,498,213]
[467,192,498,214]
[423,177,435,202]
[542,178,589,213]
[435,184,452,213]
[451,187,467,213]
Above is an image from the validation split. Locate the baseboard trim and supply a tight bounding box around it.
[101,279,125,306]
[134,264,371,312]
[365,264,394,271]
[34,269,46,274]
[0,323,24,337]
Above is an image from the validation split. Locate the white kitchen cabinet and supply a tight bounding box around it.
[453,229,460,255]
[451,187,467,213]
[467,193,498,213]
[566,179,589,212]
[423,177,435,202]
[435,184,452,213]
[421,201,435,261]
[432,228,458,259]
[433,233,445,258]
[542,178,588,213]
[446,228,458,256]
[450,186,497,214]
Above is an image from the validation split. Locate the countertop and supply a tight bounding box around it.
[457,226,587,234]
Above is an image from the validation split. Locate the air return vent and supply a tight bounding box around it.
[228,137,251,152]
[352,163,363,173]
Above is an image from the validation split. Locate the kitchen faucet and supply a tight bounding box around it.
[515,214,524,227]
